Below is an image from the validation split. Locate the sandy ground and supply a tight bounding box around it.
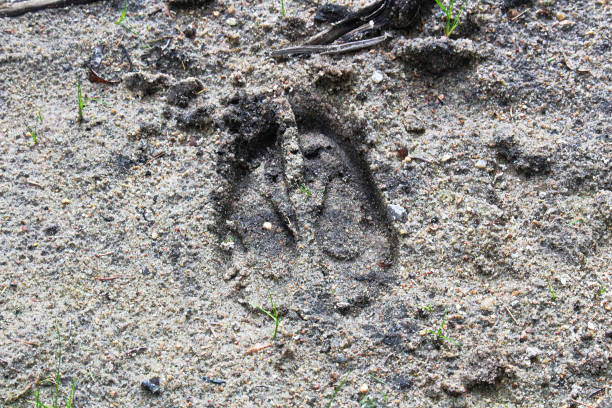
[0,0,610,406]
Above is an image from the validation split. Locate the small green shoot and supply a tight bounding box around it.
[327,370,352,408]
[113,0,149,46]
[76,80,108,122]
[299,183,312,197]
[368,374,387,386]
[116,0,127,25]
[418,304,434,313]
[547,281,557,301]
[433,0,470,37]
[425,310,461,347]
[77,79,84,122]
[280,0,285,16]
[34,325,77,408]
[597,284,606,297]
[25,124,38,144]
[254,292,280,339]
[25,111,43,144]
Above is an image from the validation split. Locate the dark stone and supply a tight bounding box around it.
[141,376,162,395]
[394,375,413,390]
[334,353,347,364]
[183,26,196,39]
[44,226,59,236]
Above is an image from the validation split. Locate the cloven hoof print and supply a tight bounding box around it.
[0,0,610,406]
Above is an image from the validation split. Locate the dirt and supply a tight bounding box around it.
[0,0,610,407]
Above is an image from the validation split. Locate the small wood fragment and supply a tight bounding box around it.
[505,306,519,325]
[94,274,132,281]
[246,343,272,354]
[0,0,102,17]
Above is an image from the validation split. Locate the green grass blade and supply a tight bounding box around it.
[54,325,62,408]
[327,370,352,408]
[256,305,274,320]
[116,0,127,24]
[65,378,76,408]
[433,0,448,13]
[449,0,469,36]
[77,79,83,122]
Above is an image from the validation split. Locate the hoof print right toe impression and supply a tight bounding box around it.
[216,93,397,310]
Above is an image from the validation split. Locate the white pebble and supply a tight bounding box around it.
[371,71,384,84]
[262,222,272,231]
[227,17,237,26]
[475,159,487,169]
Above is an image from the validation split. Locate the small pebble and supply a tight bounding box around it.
[481,297,495,312]
[334,353,347,364]
[556,12,566,21]
[388,204,407,221]
[262,221,272,231]
[228,5,235,14]
[141,377,161,395]
[475,159,487,169]
[151,232,159,239]
[226,17,237,26]
[371,71,384,84]
[359,383,369,394]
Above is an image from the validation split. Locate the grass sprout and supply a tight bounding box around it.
[327,370,352,408]
[425,309,461,347]
[418,304,434,313]
[113,0,149,44]
[25,110,43,144]
[281,0,285,16]
[77,80,108,122]
[77,79,84,122]
[597,284,606,297]
[253,292,280,339]
[34,325,77,408]
[433,0,470,37]
[116,0,127,25]
[299,183,312,197]
[25,124,38,144]
[548,281,557,301]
